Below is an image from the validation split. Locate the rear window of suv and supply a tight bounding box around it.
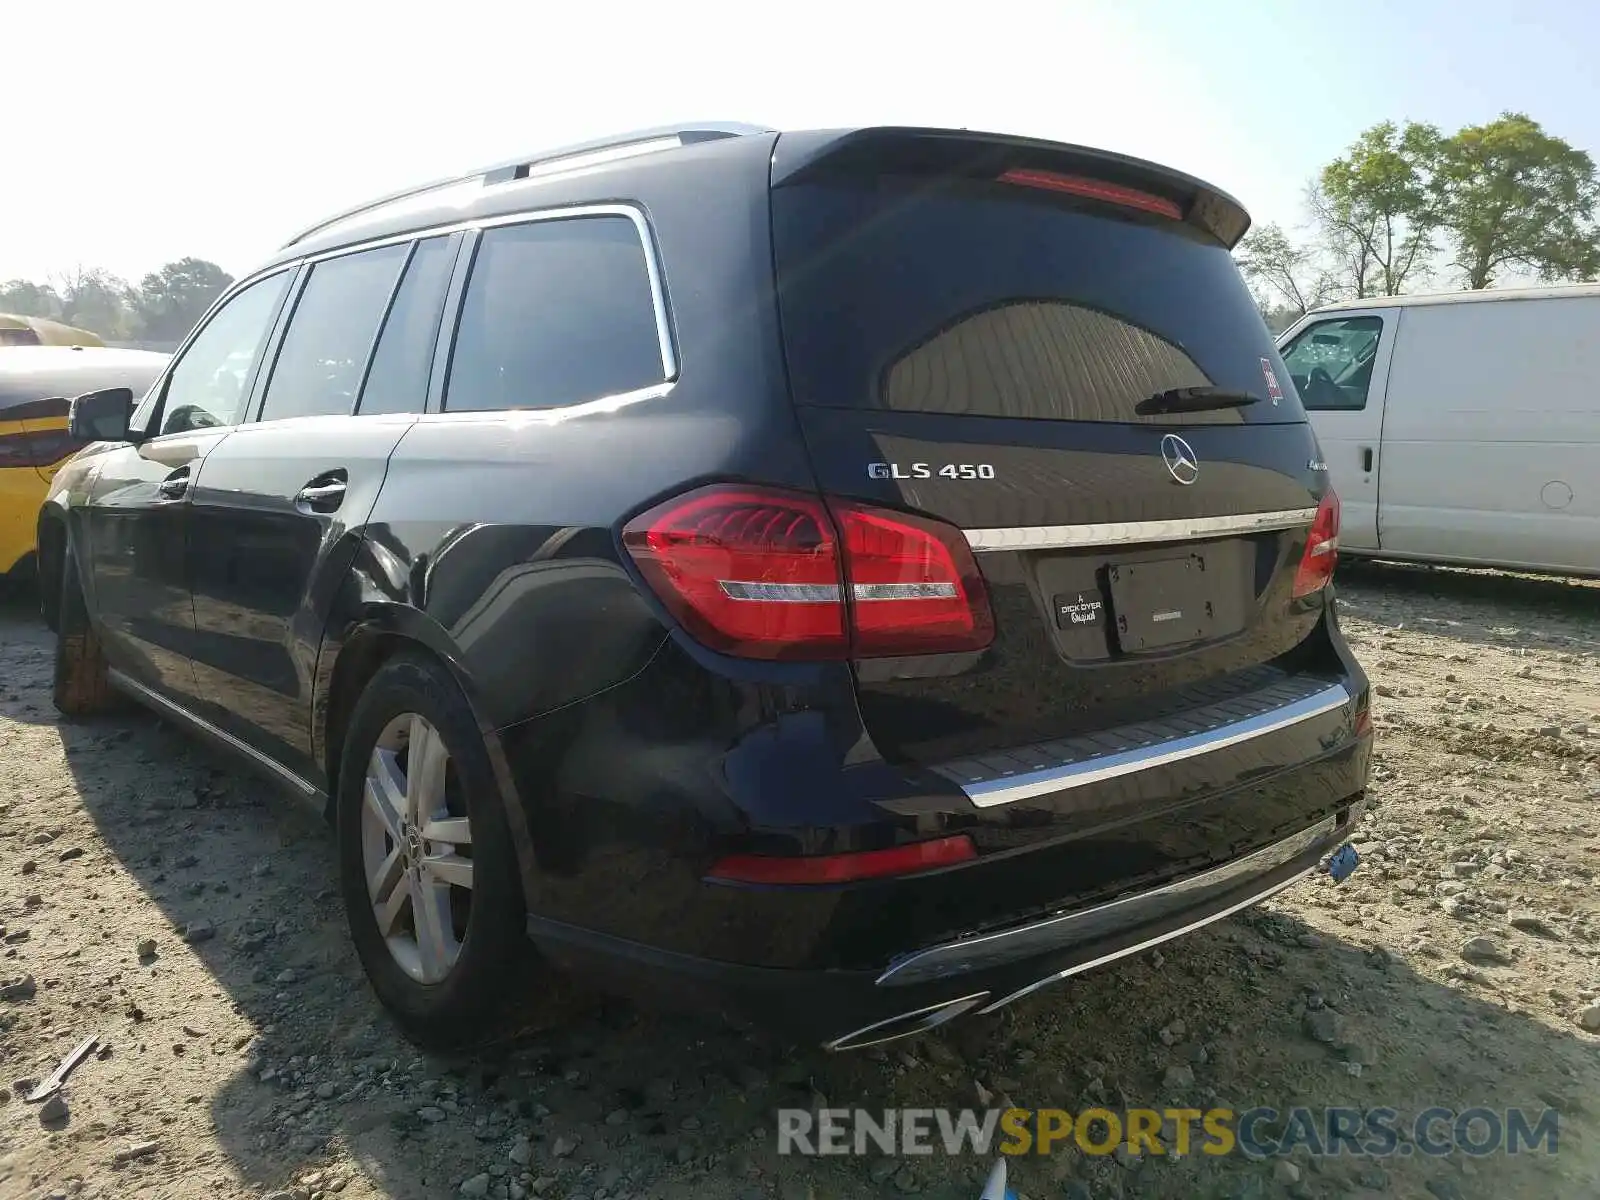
[771,178,1305,425]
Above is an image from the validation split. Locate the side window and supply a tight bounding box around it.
[257,244,409,422]
[444,215,666,413]
[156,272,291,436]
[1280,315,1384,412]
[358,236,457,415]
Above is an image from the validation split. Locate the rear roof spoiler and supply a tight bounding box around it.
[769,126,1251,249]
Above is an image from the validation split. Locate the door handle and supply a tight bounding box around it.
[1361,446,1374,472]
[157,468,190,501]
[294,477,347,513]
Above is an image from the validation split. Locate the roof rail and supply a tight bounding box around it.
[476,121,772,183]
[280,171,478,250]
[280,121,771,250]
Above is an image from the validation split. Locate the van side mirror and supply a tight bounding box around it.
[68,387,135,443]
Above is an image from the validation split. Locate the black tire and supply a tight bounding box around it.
[336,652,539,1051]
[52,546,117,718]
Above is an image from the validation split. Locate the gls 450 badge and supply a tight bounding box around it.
[868,462,996,480]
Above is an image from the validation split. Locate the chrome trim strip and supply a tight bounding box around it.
[976,824,1337,1013]
[823,992,991,1052]
[106,670,319,798]
[414,380,675,427]
[146,200,682,433]
[878,815,1338,988]
[963,507,1319,553]
[958,682,1350,808]
[300,203,679,386]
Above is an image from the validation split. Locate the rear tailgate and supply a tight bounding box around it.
[769,128,1343,770]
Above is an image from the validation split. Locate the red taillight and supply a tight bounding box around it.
[833,500,995,656]
[1292,490,1341,598]
[706,834,977,885]
[621,487,845,660]
[998,168,1184,220]
[622,485,994,660]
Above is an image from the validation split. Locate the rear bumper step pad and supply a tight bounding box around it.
[934,676,1352,807]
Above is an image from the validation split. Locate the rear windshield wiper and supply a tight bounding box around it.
[1136,387,1262,415]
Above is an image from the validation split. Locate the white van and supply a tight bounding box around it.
[1276,285,1600,578]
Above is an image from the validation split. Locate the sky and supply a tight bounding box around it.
[8,0,1600,285]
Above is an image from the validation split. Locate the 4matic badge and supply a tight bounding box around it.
[868,462,997,480]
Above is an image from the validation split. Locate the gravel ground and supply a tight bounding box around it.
[2,563,1598,1200]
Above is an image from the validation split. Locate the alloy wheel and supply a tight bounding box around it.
[360,713,474,983]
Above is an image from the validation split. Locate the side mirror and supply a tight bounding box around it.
[68,387,135,443]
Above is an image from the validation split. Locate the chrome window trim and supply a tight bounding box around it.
[412,380,676,427]
[284,203,678,390]
[954,681,1351,808]
[197,202,678,426]
[963,507,1319,552]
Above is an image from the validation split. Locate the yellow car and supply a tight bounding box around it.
[0,314,105,348]
[1,346,169,580]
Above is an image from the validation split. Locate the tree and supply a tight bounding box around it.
[0,279,64,320]
[135,257,234,342]
[53,266,140,339]
[1236,222,1338,319]
[1433,112,1600,289]
[1317,120,1441,297]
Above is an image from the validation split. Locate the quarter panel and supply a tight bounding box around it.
[365,405,799,731]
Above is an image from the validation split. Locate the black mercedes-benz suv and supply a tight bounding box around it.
[39,123,1370,1052]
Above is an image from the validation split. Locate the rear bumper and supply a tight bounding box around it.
[527,794,1362,1048]
[503,613,1371,967]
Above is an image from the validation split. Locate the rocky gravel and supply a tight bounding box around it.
[2,561,1599,1199]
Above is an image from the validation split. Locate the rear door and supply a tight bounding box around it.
[185,234,460,782]
[1278,309,1395,550]
[769,131,1339,768]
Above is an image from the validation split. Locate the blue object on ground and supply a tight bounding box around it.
[1328,842,1360,883]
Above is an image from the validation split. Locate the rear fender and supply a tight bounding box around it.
[312,583,542,912]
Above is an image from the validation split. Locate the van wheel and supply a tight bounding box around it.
[53,548,116,718]
[336,652,539,1050]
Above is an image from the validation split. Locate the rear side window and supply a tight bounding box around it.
[772,180,1305,425]
[358,236,457,415]
[444,216,666,412]
[1280,315,1383,411]
[259,243,409,422]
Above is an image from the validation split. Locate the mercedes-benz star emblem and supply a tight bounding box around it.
[1161,433,1200,486]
